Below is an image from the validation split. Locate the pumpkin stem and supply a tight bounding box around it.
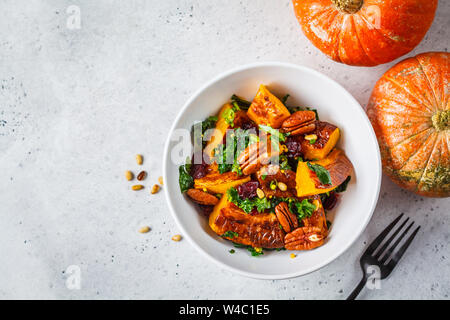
[432,110,450,131]
[331,0,364,14]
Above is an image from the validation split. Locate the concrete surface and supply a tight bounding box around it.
[0,0,449,299]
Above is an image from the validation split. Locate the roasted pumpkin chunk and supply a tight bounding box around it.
[209,199,285,249]
[296,149,353,197]
[302,198,328,237]
[204,103,249,160]
[194,171,250,194]
[301,121,340,160]
[247,84,290,129]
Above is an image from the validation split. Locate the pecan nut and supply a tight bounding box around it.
[275,202,298,233]
[284,226,324,250]
[186,189,219,205]
[237,139,280,175]
[281,111,316,135]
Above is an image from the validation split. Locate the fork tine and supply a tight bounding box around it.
[386,226,420,269]
[379,221,414,265]
[373,217,409,259]
[364,213,404,255]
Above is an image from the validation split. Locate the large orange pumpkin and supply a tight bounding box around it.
[367,52,449,198]
[292,0,438,66]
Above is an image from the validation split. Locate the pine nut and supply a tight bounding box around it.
[305,134,317,141]
[139,226,150,233]
[125,170,133,181]
[256,188,265,199]
[136,154,143,165]
[172,234,182,242]
[137,171,147,181]
[158,176,164,185]
[278,182,287,191]
[151,184,160,194]
[132,184,144,191]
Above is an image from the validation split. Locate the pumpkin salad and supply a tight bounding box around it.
[179,85,354,256]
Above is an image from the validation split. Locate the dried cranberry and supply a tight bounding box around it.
[191,153,208,179]
[237,181,259,199]
[285,135,304,159]
[323,192,338,210]
[240,120,259,133]
[248,207,259,216]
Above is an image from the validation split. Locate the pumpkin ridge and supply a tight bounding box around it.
[357,12,402,48]
[391,126,433,152]
[385,75,435,113]
[376,101,433,120]
[395,129,434,171]
[351,14,378,65]
[416,132,440,189]
[333,13,346,63]
[380,95,435,117]
[415,57,441,111]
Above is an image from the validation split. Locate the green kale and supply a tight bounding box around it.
[307,162,332,185]
[233,242,248,248]
[259,124,287,142]
[279,155,291,171]
[254,197,271,213]
[178,161,193,193]
[281,94,290,105]
[247,247,264,257]
[191,115,218,148]
[222,231,238,239]
[231,94,251,110]
[226,187,271,214]
[295,199,317,220]
[223,108,236,127]
[226,187,240,204]
[335,176,351,193]
[215,128,255,175]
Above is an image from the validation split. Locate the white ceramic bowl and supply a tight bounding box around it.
[163,62,381,279]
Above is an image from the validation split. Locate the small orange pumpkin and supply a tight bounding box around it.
[292,0,438,66]
[367,52,449,197]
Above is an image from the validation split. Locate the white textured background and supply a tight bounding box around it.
[0,0,449,299]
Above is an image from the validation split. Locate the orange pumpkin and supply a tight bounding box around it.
[292,0,438,66]
[367,52,449,198]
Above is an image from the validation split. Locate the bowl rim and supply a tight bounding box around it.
[163,61,381,280]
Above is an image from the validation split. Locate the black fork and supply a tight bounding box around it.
[347,213,420,300]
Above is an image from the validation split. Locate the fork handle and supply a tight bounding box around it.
[347,275,368,300]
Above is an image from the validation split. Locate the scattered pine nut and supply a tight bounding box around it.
[290,253,296,259]
[137,171,147,181]
[125,170,134,181]
[278,182,287,191]
[158,176,164,185]
[151,184,160,194]
[139,226,150,233]
[256,188,265,199]
[305,134,317,141]
[136,154,143,165]
[132,184,144,191]
[172,234,182,242]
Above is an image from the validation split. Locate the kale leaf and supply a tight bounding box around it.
[178,162,193,193]
[307,162,332,185]
[335,176,351,193]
